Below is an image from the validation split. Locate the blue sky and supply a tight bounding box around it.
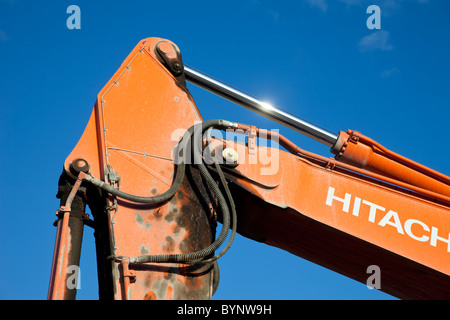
[0,0,449,300]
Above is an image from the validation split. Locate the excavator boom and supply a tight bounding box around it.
[48,37,450,300]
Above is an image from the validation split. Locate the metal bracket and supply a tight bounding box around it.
[53,172,87,225]
[325,160,336,171]
[119,258,136,300]
[154,40,186,87]
[105,165,121,189]
[348,130,360,144]
[124,270,136,284]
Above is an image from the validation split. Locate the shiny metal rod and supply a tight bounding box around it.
[184,65,338,147]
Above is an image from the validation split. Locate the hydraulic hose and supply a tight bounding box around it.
[83,138,187,204]
[84,119,238,265]
[125,120,236,264]
[195,161,237,265]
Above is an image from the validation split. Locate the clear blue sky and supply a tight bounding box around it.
[0,0,449,300]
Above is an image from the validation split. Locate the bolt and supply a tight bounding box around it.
[156,41,174,55]
[222,147,239,165]
[173,62,181,70]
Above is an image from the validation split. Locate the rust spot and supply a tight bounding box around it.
[176,205,189,227]
[144,275,151,288]
[163,272,173,280]
[165,210,176,223]
[139,244,150,255]
[165,286,173,299]
[179,239,189,253]
[136,212,144,226]
[143,291,157,300]
[136,212,151,230]
[172,225,181,237]
[152,279,168,299]
[185,275,201,290]
[150,187,158,195]
[164,236,175,252]
[153,208,163,219]
[172,281,210,300]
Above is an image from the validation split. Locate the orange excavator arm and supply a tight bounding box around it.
[48,37,450,300]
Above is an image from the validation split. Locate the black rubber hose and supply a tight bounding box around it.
[126,120,234,264]
[84,135,188,204]
[84,119,235,204]
[191,161,237,265]
[86,119,238,264]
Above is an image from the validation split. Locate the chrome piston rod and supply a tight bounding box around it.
[184,65,338,147]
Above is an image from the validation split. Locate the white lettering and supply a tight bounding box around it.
[404,219,430,242]
[326,187,351,213]
[378,210,404,234]
[325,187,449,253]
[430,227,450,252]
[178,304,211,317]
[222,304,271,315]
[362,199,385,223]
[352,196,361,216]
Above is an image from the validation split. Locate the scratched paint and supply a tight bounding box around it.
[86,38,218,299]
[135,212,152,231]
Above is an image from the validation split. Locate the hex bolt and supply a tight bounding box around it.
[222,147,239,165]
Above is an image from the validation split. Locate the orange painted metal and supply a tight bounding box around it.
[48,172,86,299]
[333,130,450,198]
[58,38,216,300]
[222,125,450,299]
[119,258,136,300]
[48,210,71,300]
[52,37,450,299]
